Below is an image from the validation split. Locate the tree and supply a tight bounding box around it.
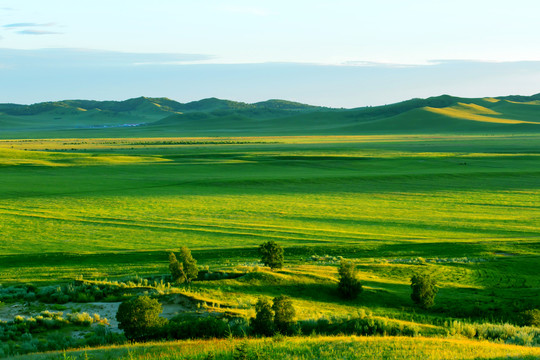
[116,295,167,341]
[178,246,199,282]
[272,295,295,334]
[169,252,185,284]
[521,309,540,327]
[169,247,199,283]
[259,241,284,270]
[337,260,362,299]
[410,273,438,309]
[251,297,274,336]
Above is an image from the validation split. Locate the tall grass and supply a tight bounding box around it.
[14,336,540,360]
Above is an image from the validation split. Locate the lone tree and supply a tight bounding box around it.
[169,252,185,284]
[410,273,438,309]
[272,295,296,334]
[337,260,363,299]
[251,297,274,336]
[259,241,284,270]
[116,295,167,341]
[169,247,199,283]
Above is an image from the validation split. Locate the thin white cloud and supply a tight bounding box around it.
[0,48,213,68]
[220,5,273,16]
[340,60,437,68]
[4,22,55,28]
[17,29,60,35]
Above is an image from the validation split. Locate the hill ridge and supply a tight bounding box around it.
[1,93,539,137]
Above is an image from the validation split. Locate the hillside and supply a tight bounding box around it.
[0,94,540,138]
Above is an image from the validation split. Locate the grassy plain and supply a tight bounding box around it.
[1,134,538,322]
[2,94,540,360]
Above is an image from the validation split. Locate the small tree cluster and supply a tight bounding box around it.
[169,247,199,284]
[116,295,167,341]
[337,260,363,299]
[410,273,438,309]
[259,241,284,270]
[251,295,296,335]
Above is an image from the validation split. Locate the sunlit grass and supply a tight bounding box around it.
[424,106,540,124]
[16,336,540,360]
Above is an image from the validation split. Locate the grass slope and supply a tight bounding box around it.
[16,336,540,360]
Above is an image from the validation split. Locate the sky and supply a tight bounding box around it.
[1,0,540,107]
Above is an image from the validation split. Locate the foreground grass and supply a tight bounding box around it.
[16,336,540,360]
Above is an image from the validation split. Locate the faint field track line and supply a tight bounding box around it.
[2,205,539,243]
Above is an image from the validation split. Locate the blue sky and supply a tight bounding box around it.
[1,0,540,107]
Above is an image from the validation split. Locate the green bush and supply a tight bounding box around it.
[167,316,230,339]
[251,298,274,336]
[298,315,419,337]
[449,320,540,346]
[116,295,168,341]
[272,295,296,335]
[521,309,540,327]
[337,260,362,299]
[410,273,438,309]
[259,241,284,270]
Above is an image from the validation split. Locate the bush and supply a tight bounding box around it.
[169,252,185,284]
[251,298,274,336]
[272,295,296,334]
[66,312,93,326]
[167,316,229,339]
[298,315,420,337]
[169,247,199,283]
[116,295,167,341]
[259,241,284,270]
[448,320,540,346]
[410,273,438,309]
[337,260,362,299]
[521,309,540,327]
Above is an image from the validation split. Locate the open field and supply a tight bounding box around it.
[1,134,539,358]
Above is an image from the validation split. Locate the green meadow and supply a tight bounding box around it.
[1,134,539,323]
[1,95,540,358]
[17,336,540,360]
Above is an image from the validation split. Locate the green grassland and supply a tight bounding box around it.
[16,336,540,360]
[1,135,538,325]
[1,95,540,358]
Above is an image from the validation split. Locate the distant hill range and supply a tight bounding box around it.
[1,94,540,138]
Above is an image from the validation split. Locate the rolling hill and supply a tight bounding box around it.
[0,94,539,138]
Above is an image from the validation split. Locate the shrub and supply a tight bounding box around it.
[259,241,284,270]
[298,315,420,337]
[169,247,199,283]
[167,316,229,339]
[410,273,438,309]
[272,295,296,334]
[521,309,540,327]
[337,260,362,299]
[66,312,93,326]
[251,298,274,336]
[116,295,168,341]
[169,252,185,284]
